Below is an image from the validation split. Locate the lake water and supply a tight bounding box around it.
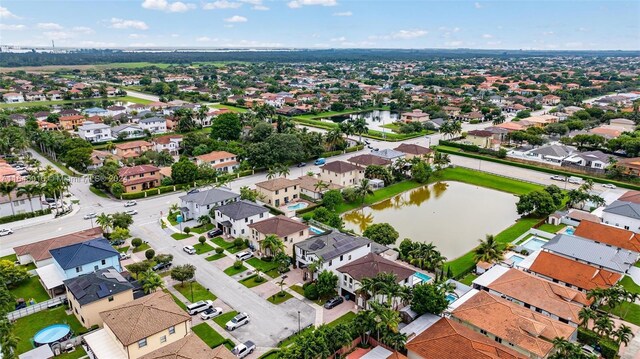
[342,181,519,260]
[331,110,399,131]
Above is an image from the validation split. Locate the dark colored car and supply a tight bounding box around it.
[207,228,223,238]
[297,162,306,167]
[152,262,172,271]
[323,296,344,309]
[111,239,125,246]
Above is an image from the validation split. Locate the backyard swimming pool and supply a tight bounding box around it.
[33,324,71,346]
[287,202,308,211]
[507,253,525,265]
[414,272,432,283]
[446,294,457,303]
[566,227,575,235]
[309,226,324,235]
[521,237,547,252]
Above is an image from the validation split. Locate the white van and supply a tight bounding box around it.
[235,250,253,261]
[187,300,213,315]
[183,245,196,255]
[568,176,584,184]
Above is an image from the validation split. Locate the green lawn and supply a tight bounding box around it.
[191,323,228,348]
[604,302,640,326]
[290,285,304,296]
[259,349,282,359]
[206,253,226,261]
[227,243,248,254]
[116,95,152,104]
[194,242,215,255]
[211,104,248,113]
[246,257,279,273]
[171,233,192,240]
[239,274,267,288]
[117,246,130,253]
[132,243,151,253]
[55,346,87,359]
[636,261,640,268]
[327,311,356,327]
[213,311,239,328]
[89,185,109,198]
[537,223,566,233]
[9,276,50,304]
[223,264,248,276]
[191,223,214,234]
[334,180,424,214]
[437,167,542,195]
[173,281,217,303]
[164,289,188,311]
[13,307,84,354]
[267,291,293,304]
[620,276,640,295]
[211,236,235,249]
[1,254,17,262]
[279,327,313,348]
[458,273,479,286]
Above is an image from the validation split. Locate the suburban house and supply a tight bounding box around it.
[248,215,309,256]
[138,334,235,359]
[406,317,527,359]
[215,200,271,239]
[139,117,167,134]
[64,267,134,328]
[618,157,640,177]
[114,140,153,159]
[13,227,103,267]
[178,188,239,221]
[195,151,239,173]
[400,109,430,122]
[119,165,161,193]
[294,231,387,279]
[83,292,193,359]
[296,175,342,200]
[526,145,572,164]
[472,266,589,326]
[59,115,86,130]
[255,178,300,207]
[152,135,183,156]
[78,121,114,143]
[37,238,121,296]
[542,233,638,273]
[371,149,406,162]
[0,184,46,218]
[563,150,611,170]
[3,92,24,103]
[112,124,145,140]
[393,143,432,161]
[542,95,561,105]
[336,253,416,306]
[347,154,392,168]
[602,200,640,233]
[464,130,493,148]
[450,291,577,358]
[525,251,622,292]
[574,220,640,253]
[319,161,364,187]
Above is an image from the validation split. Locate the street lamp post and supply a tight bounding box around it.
[297,310,301,333]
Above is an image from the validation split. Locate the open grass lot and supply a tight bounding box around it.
[327,311,356,327]
[437,167,542,195]
[537,223,566,233]
[171,233,192,240]
[267,291,293,304]
[173,281,217,303]
[117,95,153,104]
[223,264,248,276]
[194,242,215,255]
[211,104,248,113]
[164,289,188,311]
[239,274,267,288]
[604,302,640,326]
[211,236,235,249]
[0,96,150,109]
[9,276,50,304]
[132,243,151,253]
[191,323,228,348]
[13,306,84,355]
[96,62,175,69]
[206,253,226,261]
[620,276,640,295]
[213,311,239,328]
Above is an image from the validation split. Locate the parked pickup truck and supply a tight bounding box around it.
[231,341,255,358]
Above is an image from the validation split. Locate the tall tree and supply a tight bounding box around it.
[0,181,18,216]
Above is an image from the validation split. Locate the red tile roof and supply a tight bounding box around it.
[528,251,622,291]
[574,220,640,252]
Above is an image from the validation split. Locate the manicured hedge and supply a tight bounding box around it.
[0,208,52,224]
[120,184,190,200]
[321,150,342,158]
[577,328,618,359]
[345,145,364,153]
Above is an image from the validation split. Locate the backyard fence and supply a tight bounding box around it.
[7,295,66,321]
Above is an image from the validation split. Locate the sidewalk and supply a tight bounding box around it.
[8,204,80,230]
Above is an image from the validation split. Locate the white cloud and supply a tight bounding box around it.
[0,7,20,19]
[288,0,337,9]
[72,26,94,34]
[170,33,180,37]
[224,15,247,22]
[486,40,502,46]
[203,0,242,9]
[109,18,149,30]
[43,31,74,40]
[578,27,588,32]
[330,36,347,42]
[482,34,493,39]
[445,41,463,47]
[252,5,269,10]
[240,0,269,10]
[129,33,147,38]
[391,29,427,39]
[0,24,26,31]
[196,36,216,42]
[142,0,195,12]
[543,31,554,36]
[474,2,483,9]
[37,22,63,30]
[333,11,352,16]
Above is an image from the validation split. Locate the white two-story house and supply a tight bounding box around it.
[152,135,183,156]
[78,121,114,143]
[179,188,239,221]
[215,200,271,240]
[195,151,239,173]
[139,116,167,134]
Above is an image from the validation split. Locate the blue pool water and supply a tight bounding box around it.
[446,294,457,303]
[309,226,324,235]
[414,272,432,283]
[33,324,71,345]
[566,227,575,235]
[521,237,547,252]
[509,254,525,264]
[287,202,308,211]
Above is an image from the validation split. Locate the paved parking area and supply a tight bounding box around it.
[322,299,356,324]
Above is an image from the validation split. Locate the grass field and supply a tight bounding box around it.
[223,264,248,276]
[0,96,150,108]
[458,273,479,286]
[620,276,640,295]
[211,236,235,249]
[132,243,151,253]
[191,323,228,348]
[213,311,239,328]
[537,223,566,233]
[267,291,293,304]
[9,276,50,305]
[13,306,84,354]
[194,242,215,255]
[206,253,226,261]
[171,233,192,240]
[173,281,217,303]
[191,223,214,234]
[211,104,248,113]
[327,311,356,327]
[290,285,304,297]
[239,274,267,288]
[604,302,640,326]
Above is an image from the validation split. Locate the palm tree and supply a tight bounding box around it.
[354,179,373,204]
[324,128,343,151]
[0,329,20,359]
[169,203,179,213]
[96,213,114,234]
[370,302,401,340]
[549,337,589,359]
[197,215,211,227]
[578,307,597,329]
[313,180,329,194]
[352,116,369,143]
[307,258,324,281]
[381,331,407,351]
[16,183,42,214]
[266,168,277,180]
[473,234,506,264]
[260,234,285,257]
[432,151,451,171]
[140,269,164,293]
[614,324,634,346]
[594,315,614,337]
[105,141,116,152]
[277,165,290,178]
[0,181,18,216]
[357,277,375,309]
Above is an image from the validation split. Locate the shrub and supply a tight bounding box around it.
[302,214,312,221]
[255,275,266,283]
[233,238,244,248]
[145,249,155,260]
[600,341,619,359]
[198,236,206,244]
[131,238,143,248]
[215,247,224,254]
[0,208,51,224]
[233,260,243,269]
[184,226,191,234]
[303,283,319,300]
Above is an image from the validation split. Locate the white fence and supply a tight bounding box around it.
[7,295,66,321]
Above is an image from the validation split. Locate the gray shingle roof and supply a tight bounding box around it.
[371,149,405,160]
[139,116,165,123]
[295,231,373,261]
[179,188,239,206]
[50,238,119,270]
[604,201,640,220]
[63,267,133,306]
[543,234,638,273]
[529,145,572,158]
[216,200,268,220]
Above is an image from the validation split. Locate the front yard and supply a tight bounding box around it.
[13,306,84,354]
[239,274,267,288]
[213,311,239,328]
[206,253,226,261]
[191,223,214,234]
[267,291,293,305]
[171,233,192,240]
[246,257,280,278]
[194,242,215,255]
[191,322,232,348]
[132,243,151,253]
[223,264,248,276]
[173,281,217,303]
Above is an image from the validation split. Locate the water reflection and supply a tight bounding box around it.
[343,181,519,259]
[332,110,399,132]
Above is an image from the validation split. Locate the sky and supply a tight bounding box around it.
[1,0,638,50]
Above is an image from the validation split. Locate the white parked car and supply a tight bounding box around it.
[602,183,617,189]
[550,175,566,181]
[83,212,97,220]
[119,252,131,260]
[232,341,256,358]
[124,200,137,207]
[0,228,14,236]
[235,250,253,261]
[183,245,196,255]
[125,209,138,215]
[226,312,250,331]
[200,307,223,320]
